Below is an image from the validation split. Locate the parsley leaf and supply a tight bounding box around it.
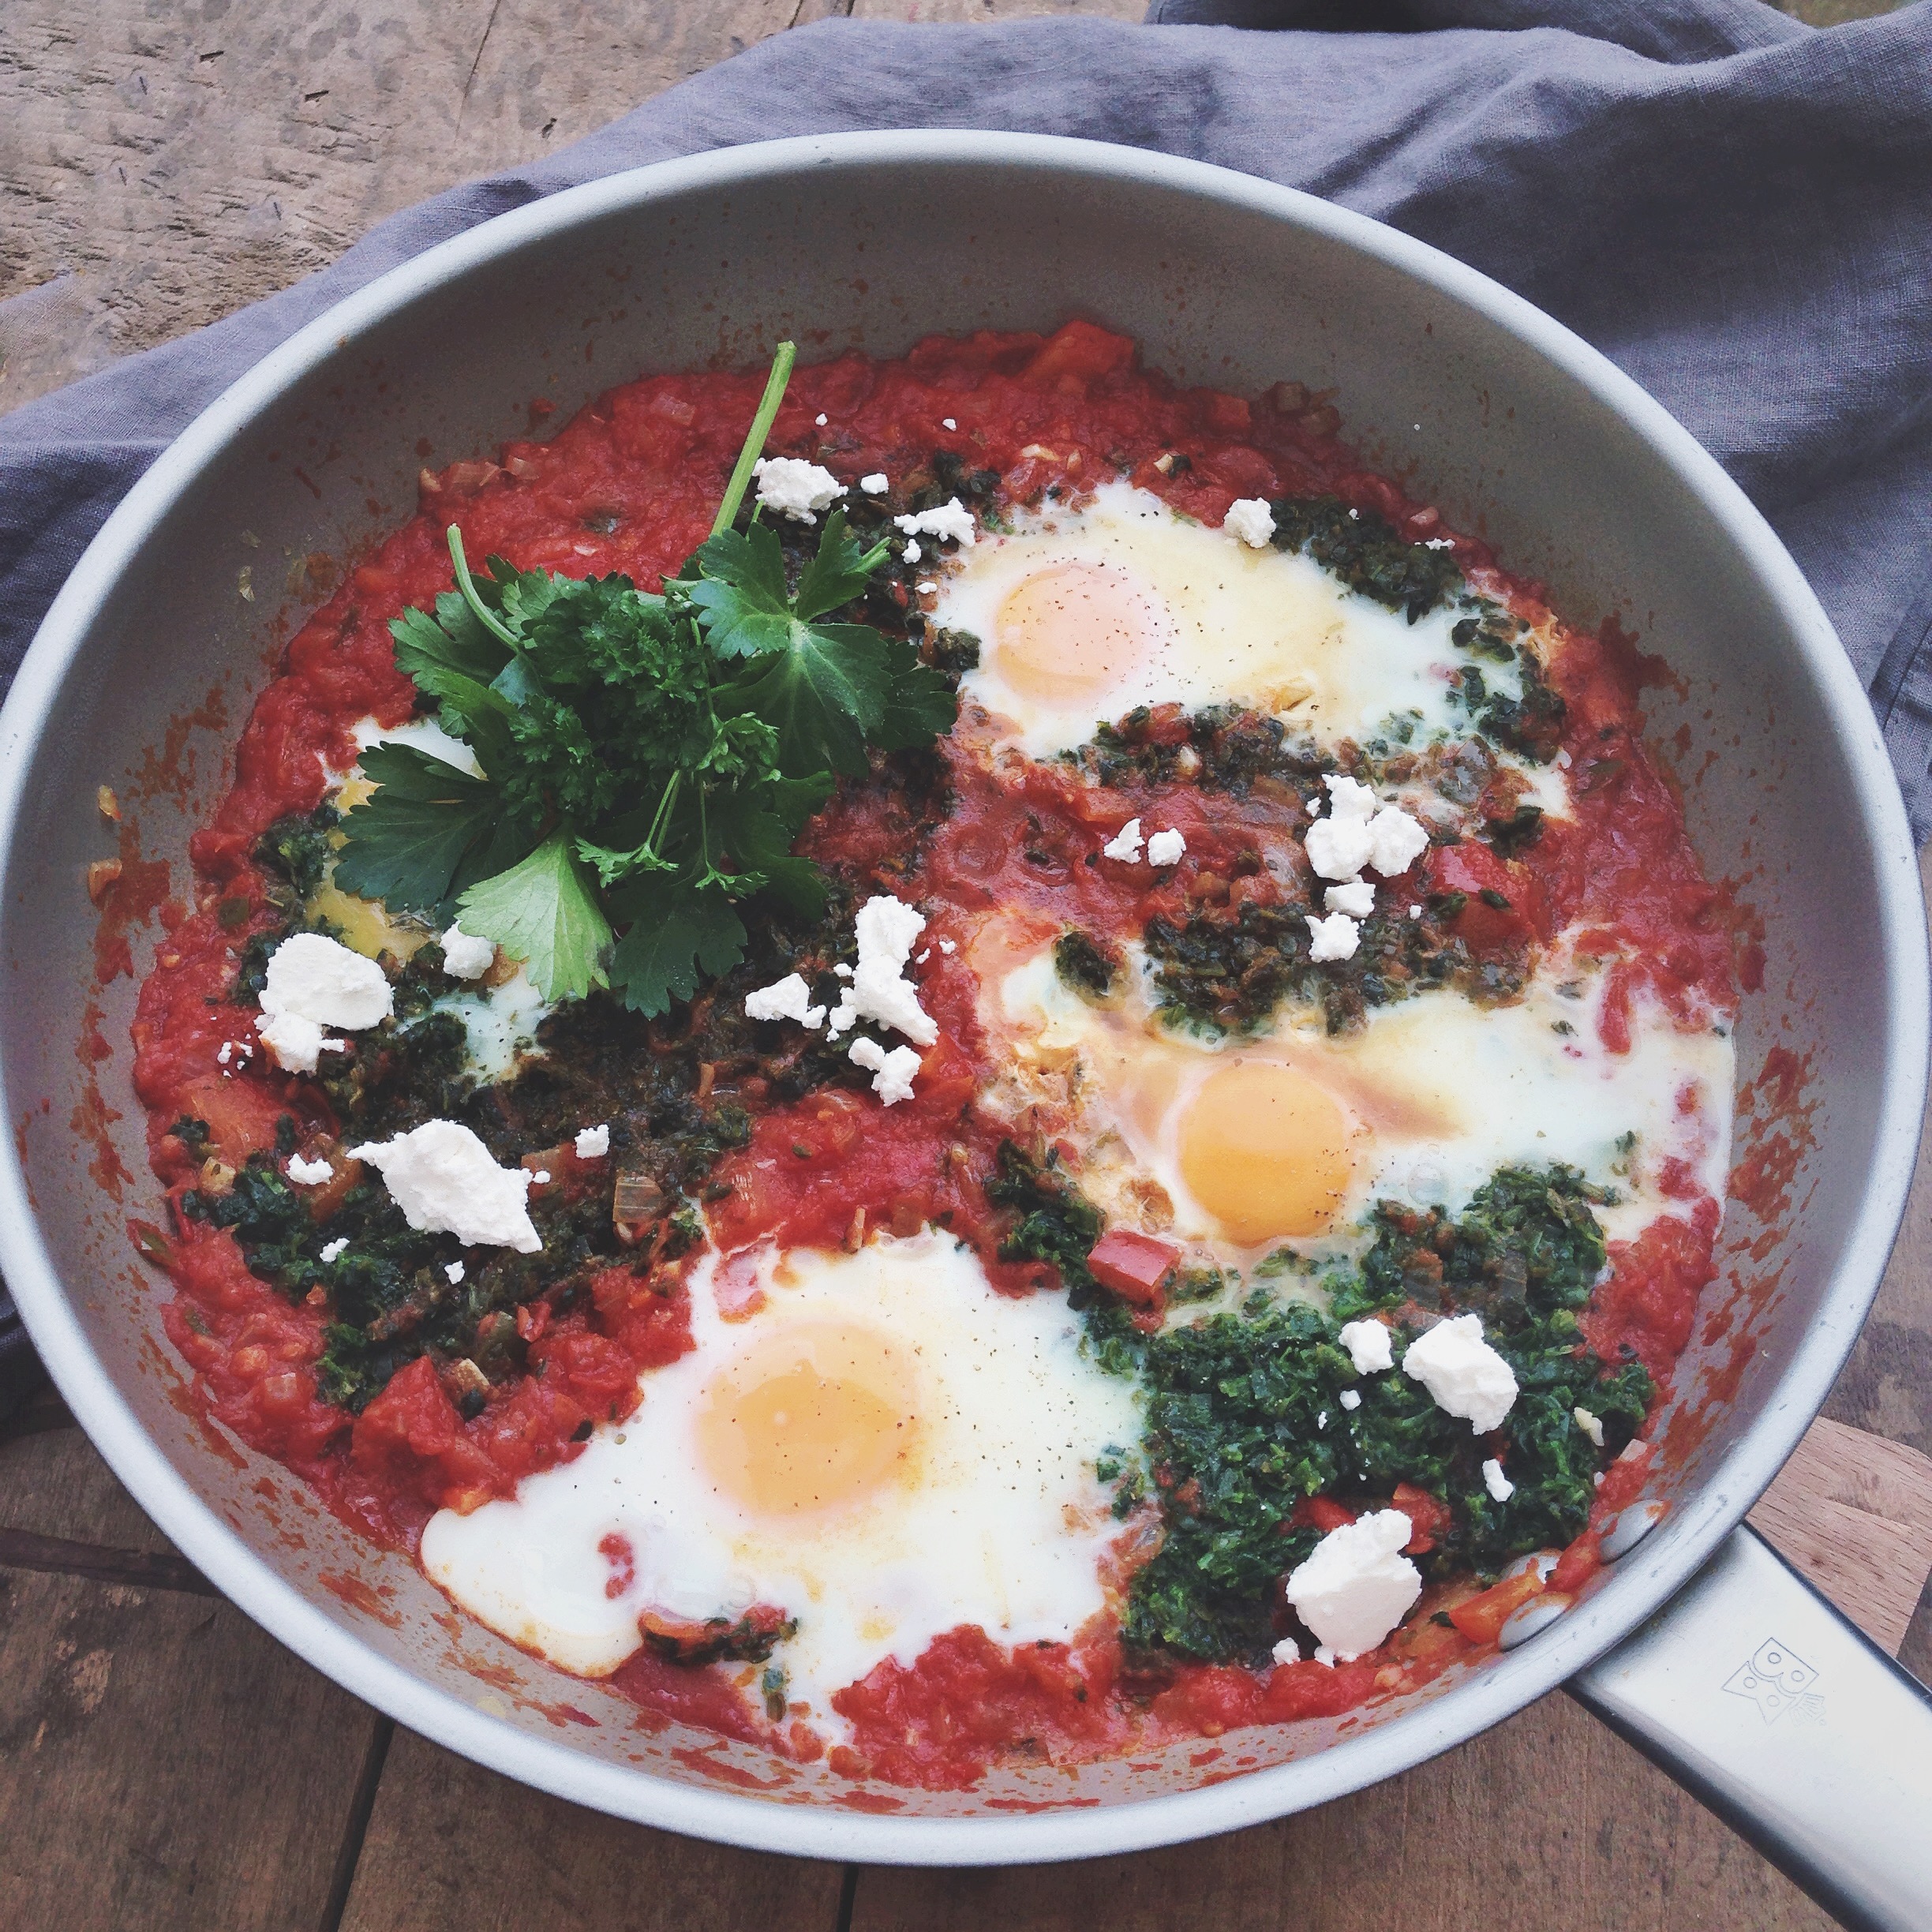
[606,882,747,1015]
[331,743,535,917]
[455,830,612,1002]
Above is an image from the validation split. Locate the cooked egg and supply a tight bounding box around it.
[985,938,1732,1260]
[937,482,1522,761]
[419,1231,1140,1719]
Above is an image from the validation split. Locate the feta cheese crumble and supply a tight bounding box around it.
[1145,827,1187,867]
[915,580,938,596]
[743,972,826,1030]
[825,895,938,1047]
[1102,818,1145,863]
[1402,1313,1518,1433]
[256,932,395,1074]
[1339,1387,1362,1411]
[902,540,921,564]
[445,1260,466,1285]
[814,413,828,427]
[1271,1634,1301,1665]
[1324,878,1376,919]
[941,417,957,431]
[1481,1458,1515,1502]
[752,456,844,524]
[1338,1319,1395,1376]
[1305,911,1361,962]
[848,1035,923,1106]
[286,1153,335,1186]
[320,1237,349,1264]
[1223,497,1276,549]
[1286,1510,1423,1661]
[348,1119,541,1252]
[859,473,889,496]
[1303,774,1429,886]
[893,498,978,549]
[1573,1406,1605,1447]
[575,1124,609,1160]
[440,922,496,979]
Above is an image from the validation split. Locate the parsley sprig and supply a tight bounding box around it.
[334,343,955,1014]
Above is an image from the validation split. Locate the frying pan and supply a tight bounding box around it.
[2,133,1929,1926]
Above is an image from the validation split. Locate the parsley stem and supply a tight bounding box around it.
[447,526,522,650]
[711,342,797,538]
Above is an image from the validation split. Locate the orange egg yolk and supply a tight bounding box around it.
[1178,1060,1354,1243]
[698,1320,919,1515]
[994,561,1164,706]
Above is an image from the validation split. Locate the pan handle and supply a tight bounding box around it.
[1570,1524,1932,1932]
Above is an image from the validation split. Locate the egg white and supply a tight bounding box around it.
[419,1230,1140,1722]
[938,481,1526,763]
[987,941,1733,1264]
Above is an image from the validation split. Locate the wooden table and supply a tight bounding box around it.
[2,2,1926,1925]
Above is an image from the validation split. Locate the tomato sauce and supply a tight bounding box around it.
[129,321,1734,1788]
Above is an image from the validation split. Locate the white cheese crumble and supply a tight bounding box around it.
[1366,804,1430,878]
[814,413,828,426]
[575,1123,609,1160]
[320,1237,348,1264]
[1103,818,1145,863]
[893,498,978,549]
[1573,1406,1605,1447]
[256,932,395,1074]
[1481,1458,1515,1502]
[942,417,957,431]
[1271,1634,1301,1665]
[1423,536,1455,550]
[752,456,844,524]
[1145,827,1187,867]
[938,938,956,954]
[743,972,826,1030]
[848,1035,922,1106]
[902,539,922,564]
[445,1260,466,1285]
[1223,497,1276,549]
[348,1119,541,1252]
[1305,911,1361,962]
[826,895,938,1047]
[286,1153,335,1186]
[440,922,496,979]
[859,472,888,495]
[1325,878,1376,919]
[1303,774,1429,886]
[1286,1510,1422,1660]
[1402,1313,1518,1433]
[1338,1319,1395,1376]
[1339,1387,1362,1411]
[915,580,938,595]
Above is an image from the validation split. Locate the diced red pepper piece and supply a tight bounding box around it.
[1447,1567,1547,1646]
[1086,1229,1181,1308]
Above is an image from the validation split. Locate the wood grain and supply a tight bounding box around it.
[0,1433,380,1932]
[1748,1416,1932,1657]
[847,1694,1833,1932]
[335,1723,848,1932]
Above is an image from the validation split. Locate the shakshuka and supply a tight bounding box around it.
[128,322,1738,1790]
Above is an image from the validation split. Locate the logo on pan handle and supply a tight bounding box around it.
[1723,1638,1825,1725]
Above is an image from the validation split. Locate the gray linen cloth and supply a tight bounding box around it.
[0,0,1926,1381]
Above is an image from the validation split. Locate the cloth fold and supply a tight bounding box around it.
[3,0,1928,1411]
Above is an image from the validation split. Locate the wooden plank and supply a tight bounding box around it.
[848,1693,1833,1932]
[0,0,807,408]
[335,1723,848,1932]
[0,1563,381,1932]
[1749,1416,1932,1656]
[0,1424,382,1932]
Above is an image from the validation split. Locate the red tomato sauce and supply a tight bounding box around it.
[130,322,1734,1786]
